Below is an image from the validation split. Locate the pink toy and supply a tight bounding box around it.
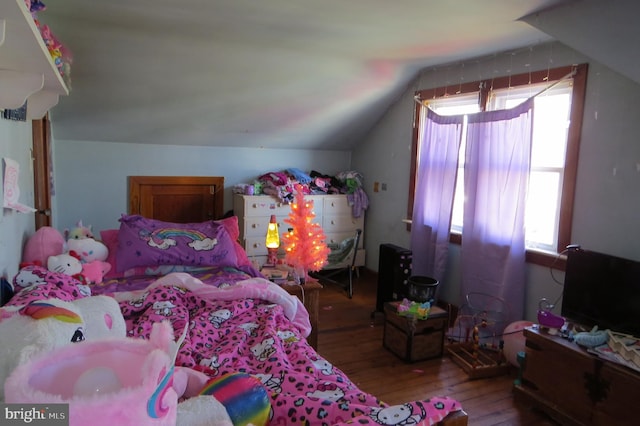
[4,321,237,426]
[5,322,179,426]
[0,296,126,401]
[80,261,112,285]
[22,226,65,266]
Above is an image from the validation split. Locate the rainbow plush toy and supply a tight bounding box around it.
[199,372,271,426]
[0,296,126,401]
[5,321,179,426]
[4,320,272,426]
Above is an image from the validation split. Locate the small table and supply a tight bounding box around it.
[281,280,322,351]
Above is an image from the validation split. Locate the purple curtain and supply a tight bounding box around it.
[460,98,534,323]
[410,107,463,283]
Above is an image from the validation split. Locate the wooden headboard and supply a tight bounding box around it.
[128,176,224,222]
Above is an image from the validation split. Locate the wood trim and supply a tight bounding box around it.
[31,115,52,229]
[557,63,588,252]
[128,176,224,219]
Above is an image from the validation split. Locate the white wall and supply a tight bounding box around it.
[51,140,351,234]
[352,41,640,322]
[0,119,35,284]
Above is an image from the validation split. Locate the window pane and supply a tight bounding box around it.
[492,82,572,169]
[525,171,561,249]
[531,93,571,168]
[427,92,481,116]
[429,97,475,232]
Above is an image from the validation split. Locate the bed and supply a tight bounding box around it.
[2,176,468,426]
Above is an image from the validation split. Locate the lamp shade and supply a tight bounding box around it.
[265,215,280,248]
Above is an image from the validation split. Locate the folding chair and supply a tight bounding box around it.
[311,229,362,298]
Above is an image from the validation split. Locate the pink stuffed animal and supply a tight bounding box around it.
[0,296,126,401]
[80,261,111,285]
[22,226,65,266]
[4,322,241,426]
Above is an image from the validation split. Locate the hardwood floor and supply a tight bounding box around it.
[314,269,559,426]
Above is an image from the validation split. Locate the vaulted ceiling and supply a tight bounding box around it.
[39,0,639,151]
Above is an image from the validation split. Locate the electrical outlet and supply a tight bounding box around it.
[381,183,387,191]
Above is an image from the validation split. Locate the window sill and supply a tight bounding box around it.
[405,221,566,269]
[448,232,566,270]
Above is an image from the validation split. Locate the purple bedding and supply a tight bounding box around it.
[5,266,463,425]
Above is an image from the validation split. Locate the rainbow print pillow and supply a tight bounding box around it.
[115,215,238,272]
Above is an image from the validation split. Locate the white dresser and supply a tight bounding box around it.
[233,194,365,268]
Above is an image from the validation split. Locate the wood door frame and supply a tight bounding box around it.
[32,116,52,229]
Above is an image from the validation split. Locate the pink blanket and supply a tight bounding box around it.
[6,269,463,425]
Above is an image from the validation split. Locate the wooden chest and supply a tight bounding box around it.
[383,302,448,362]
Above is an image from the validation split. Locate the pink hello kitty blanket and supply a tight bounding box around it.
[7,269,463,425]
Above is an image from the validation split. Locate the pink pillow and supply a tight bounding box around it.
[216,216,252,267]
[22,226,65,266]
[100,229,126,279]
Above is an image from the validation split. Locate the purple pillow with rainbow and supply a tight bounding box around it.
[115,215,238,272]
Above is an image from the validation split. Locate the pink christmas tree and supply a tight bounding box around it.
[282,185,330,278]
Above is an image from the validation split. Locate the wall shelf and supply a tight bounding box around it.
[0,0,68,119]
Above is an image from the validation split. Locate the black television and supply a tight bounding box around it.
[561,248,640,337]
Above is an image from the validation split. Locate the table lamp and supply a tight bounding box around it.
[265,215,280,266]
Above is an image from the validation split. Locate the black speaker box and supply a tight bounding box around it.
[375,244,412,312]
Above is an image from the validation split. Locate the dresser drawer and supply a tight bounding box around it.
[323,195,352,215]
[323,214,364,233]
[243,215,287,238]
[240,196,292,217]
[244,236,287,257]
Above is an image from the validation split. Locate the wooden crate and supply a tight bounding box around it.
[383,302,448,362]
[446,342,510,379]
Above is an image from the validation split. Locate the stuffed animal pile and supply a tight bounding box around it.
[19,221,111,287]
[0,305,269,426]
[0,222,273,426]
[0,295,126,401]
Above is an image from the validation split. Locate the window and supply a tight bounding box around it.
[408,64,588,266]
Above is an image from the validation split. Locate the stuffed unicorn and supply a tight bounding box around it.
[64,220,94,241]
[4,321,270,426]
[0,295,126,401]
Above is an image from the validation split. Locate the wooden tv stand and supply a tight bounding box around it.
[513,326,639,425]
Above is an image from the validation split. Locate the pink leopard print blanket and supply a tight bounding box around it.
[7,269,463,425]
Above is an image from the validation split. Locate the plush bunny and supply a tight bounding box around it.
[0,295,126,401]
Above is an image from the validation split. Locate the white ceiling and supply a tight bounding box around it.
[39,0,588,150]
